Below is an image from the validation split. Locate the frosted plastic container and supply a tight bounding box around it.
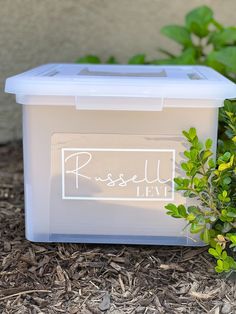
[5,64,236,245]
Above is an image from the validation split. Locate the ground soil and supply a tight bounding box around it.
[0,141,236,314]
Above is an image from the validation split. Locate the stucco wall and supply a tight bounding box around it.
[1,0,235,142]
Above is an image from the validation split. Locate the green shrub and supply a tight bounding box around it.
[166,100,235,273]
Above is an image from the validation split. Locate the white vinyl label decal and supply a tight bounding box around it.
[62,148,175,201]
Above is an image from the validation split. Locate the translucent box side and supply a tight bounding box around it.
[22,104,219,245]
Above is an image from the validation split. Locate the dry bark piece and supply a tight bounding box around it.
[159,263,185,272]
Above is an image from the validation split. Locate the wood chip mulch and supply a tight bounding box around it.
[0,141,236,314]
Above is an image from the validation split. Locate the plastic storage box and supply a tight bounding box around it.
[5,64,236,245]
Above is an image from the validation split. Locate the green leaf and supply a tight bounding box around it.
[190,223,204,234]
[189,128,197,141]
[223,177,232,185]
[209,216,217,222]
[182,130,190,140]
[226,207,236,217]
[153,48,197,65]
[195,214,205,225]
[215,265,224,273]
[221,260,230,271]
[224,99,236,114]
[185,6,213,38]
[228,234,236,242]
[174,177,184,186]
[222,222,232,233]
[165,203,182,218]
[187,213,195,222]
[181,162,189,172]
[218,160,233,172]
[208,158,215,168]
[215,243,223,255]
[161,25,192,47]
[221,152,231,162]
[202,150,213,162]
[128,54,146,64]
[221,251,228,260]
[165,203,177,212]
[210,27,236,49]
[225,256,236,269]
[178,205,187,218]
[76,55,101,64]
[183,179,190,187]
[211,47,236,73]
[209,247,220,259]
[190,149,198,160]
[188,206,200,215]
[203,228,210,244]
[206,51,227,74]
[221,209,228,217]
[217,259,223,267]
[205,139,213,149]
[215,259,226,273]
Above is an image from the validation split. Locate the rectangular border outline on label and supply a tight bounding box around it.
[61,148,175,201]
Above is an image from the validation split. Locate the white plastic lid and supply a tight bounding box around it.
[5,63,236,104]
